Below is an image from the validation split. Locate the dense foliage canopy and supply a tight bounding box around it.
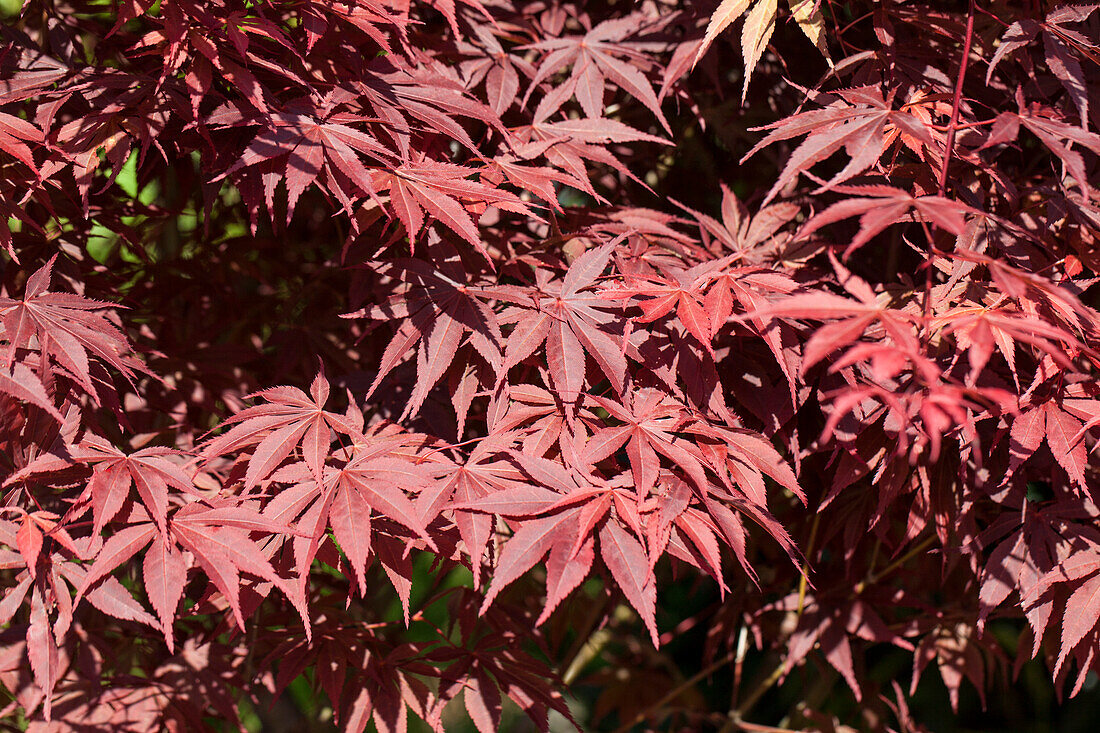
[2,0,1100,730]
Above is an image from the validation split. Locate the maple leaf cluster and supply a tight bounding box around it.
[2,0,1100,729]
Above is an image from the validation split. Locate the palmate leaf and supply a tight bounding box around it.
[601,268,716,354]
[74,436,201,535]
[169,501,309,634]
[72,502,306,648]
[260,428,445,607]
[735,258,922,376]
[370,158,531,256]
[498,242,629,402]
[938,300,1082,388]
[5,436,202,539]
[1004,396,1097,492]
[513,117,669,198]
[0,363,62,421]
[212,96,387,223]
[693,0,826,100]
[458,24,538,117]
[0,519,136,721]
[797,185,972,256]
[454,402,802,639]
[910,625,1000,713]
[986,4,1099,127]
[0,256,146,394]
[693,0,754,68]
[344,255,504,421]
[678,181,800,257]
[0,110,42,175]
[425,591,577,732]
[765,591,913,702]
[416,435,530,588]
[487,383,603,460]
[331,451,439,551]
[449,448,658,632]
[586,389,714,497]
[743,88,937,204]
[522,15,671,132]
[201,368,359,488]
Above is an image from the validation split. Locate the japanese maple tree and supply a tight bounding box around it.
[2,0,1100,730]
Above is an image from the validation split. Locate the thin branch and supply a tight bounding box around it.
[922,0,977,338]
[796,513,821,617]
[612,651,736,733]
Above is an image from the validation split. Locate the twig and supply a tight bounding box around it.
[936,0,977,198]
[796,513,821,617]
[612,651,736,733]
[856,534,937,594]
[560,593,614,684]
[922,0,976,337]
[733,657,786,719]
[730,624,750,710]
